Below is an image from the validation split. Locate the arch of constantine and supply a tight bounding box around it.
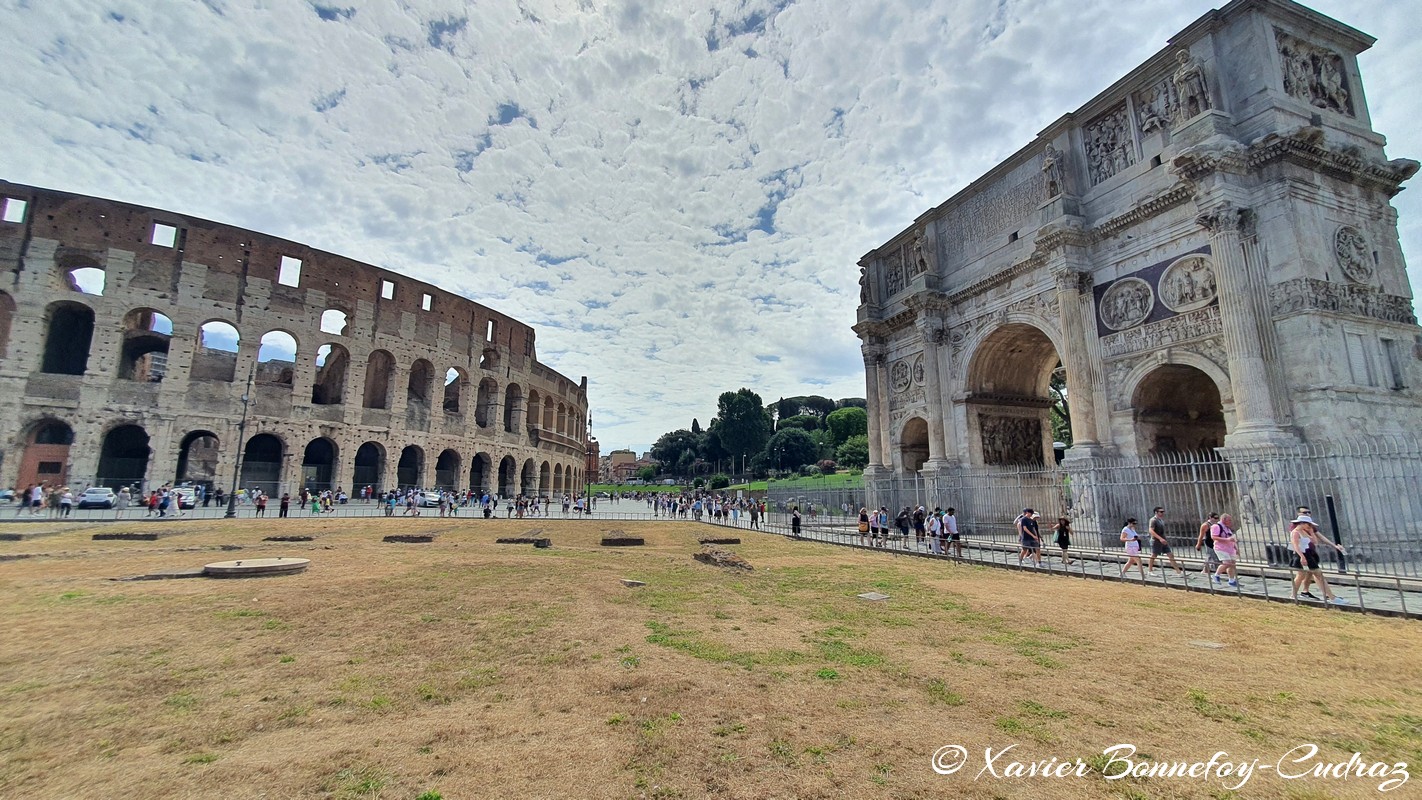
[855,0,1422,559]
[0,182,589,498]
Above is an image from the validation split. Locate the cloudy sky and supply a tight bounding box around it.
[2,0,1418,453]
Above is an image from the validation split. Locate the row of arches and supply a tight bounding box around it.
[14,297,587,437]
[890,321,1229,471]
[10,419,585,497]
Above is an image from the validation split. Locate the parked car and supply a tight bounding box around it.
[77,487,117,509]
[0,489,14,503]
[171,487,197,509]
[420,491,442,508]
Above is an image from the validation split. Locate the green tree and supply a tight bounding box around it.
[651,429,702,476]
[764,428,818,471]
[835,397,867,409]
[1049,369,1072,447]
[825,406,868,446]
[710,388,772,463]
[777,414,819,432]
[708,473,730,490]
[835,434,869,469]
[691,418,701,434]
[636,466,657,482]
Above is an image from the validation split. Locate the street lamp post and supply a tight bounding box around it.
[584,412,593,511]
[223,362,257,519]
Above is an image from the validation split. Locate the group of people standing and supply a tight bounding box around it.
[855,505,964,556]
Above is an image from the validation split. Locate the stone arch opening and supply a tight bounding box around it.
[119,309,173,381]
[240,433,284,496]
[556,403,568,435]
[407,359,434,407]
[363,350,394,409]
[17,419,74,489]
[67,266,105,296]
[498,455,517,497]
[1132,364,1227,456]
[256,331,298,387]
[312,344,350,405]
[397,445,424,489]
[965,323,1062,466]
[0,290,17,358]
[469,452,492,494]
[527,390,542,430]
[503,383,523,433]
[476,378,498,428]
[319,309,349,335]
[176,430,220,488]
[353,442,385,493]
[442,368,464,414]
[543,398,555,430]
[553,463,564,494]
[479,347,499,370]
[900,417,930,472]
[98,424,150,490]
[539,461,551,496]
[521,458,537,496]
[194,320,239,382]
[41,301,94,375]
[435,449,460,490]
[302,437,338,491]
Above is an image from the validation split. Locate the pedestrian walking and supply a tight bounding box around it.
[279,493,290,518]
[791,506,802,539]
[255,492,268,517]
[1120,517,1146,579]
[1290,514,1347,604]
[1053,517,1072,566]
[1016,508,1042,567]
[114,486,130,518]
[944,507,962,557]
[1196,512,1222,578]
[1210,513,1239,586]
[1147,507,1184,576]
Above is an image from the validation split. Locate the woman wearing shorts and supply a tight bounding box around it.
[1053,517,1072,566]
[1120,518,1145,579]
[858,506,871,544]
[1290,515,1347,604]
[1209,513,1239,587]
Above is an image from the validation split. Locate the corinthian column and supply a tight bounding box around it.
[1052,267,1102,449]
[1195,202,1295,446]
[915,312,949,468]
[861,342,886,469]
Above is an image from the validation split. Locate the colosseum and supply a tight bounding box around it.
[0,181,590,499]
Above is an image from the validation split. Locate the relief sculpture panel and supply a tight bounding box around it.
[1333,226,1373,285]
[1084,103,1136,186]
[1276,28,1353,116]
[979,414,1044,466]
[1099,277,1154,331]
[1158,255,1218,313]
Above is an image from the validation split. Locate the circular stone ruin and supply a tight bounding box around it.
[203,557,311,578]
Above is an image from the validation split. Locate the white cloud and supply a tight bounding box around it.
[1,0,1418,452]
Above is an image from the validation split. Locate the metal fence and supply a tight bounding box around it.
[769,436,1422,579]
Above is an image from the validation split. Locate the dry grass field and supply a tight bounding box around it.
[1,518,1419,799]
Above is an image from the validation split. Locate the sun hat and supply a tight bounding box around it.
[1293,515,1315,524]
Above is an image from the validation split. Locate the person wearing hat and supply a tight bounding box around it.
[1290,512,1347,604]
[1016,507,1042,568]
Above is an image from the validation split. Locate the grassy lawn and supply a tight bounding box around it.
[1,518,1418,798]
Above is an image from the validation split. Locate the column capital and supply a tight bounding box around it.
[1051,266,1091,295]
[861,343,886,365]
[1194,202,1255,236]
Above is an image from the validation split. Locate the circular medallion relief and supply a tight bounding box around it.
[1159,255,1218,313]
[912,355,926,386]
[1334,226,1373,284]
[890,360,911,393]
[1099,277,1155,331]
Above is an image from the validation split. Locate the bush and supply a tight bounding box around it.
[708,474,730,490]
[816,459,837,474]
[800,465,820,477]
[835,434,869,469]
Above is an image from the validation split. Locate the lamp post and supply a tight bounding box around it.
[584,411,593,511]
[223,361,257,519]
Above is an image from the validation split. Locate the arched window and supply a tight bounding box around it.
[442,368,464,414]
[98,425,150,489]
[68,267,105,296]
[194,321,240,382]
[363,350,394,409]
[256,331,298,387]
[0,291,16,358]
[41,302,94,375]
[407,359,434,407]
[503,383,523,433]
[312,344,350,405]
[319,309,348,335]
[475,378,498,428]
[119,309,173,382]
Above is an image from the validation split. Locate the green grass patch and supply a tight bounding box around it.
[925,679,964,706]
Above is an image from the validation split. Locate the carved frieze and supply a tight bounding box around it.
[886,251,905,296]
[1100,305,1223,359]
[1333,226,1373,285]
[1159,255,1218,313]
[947,315,992,359]
[889,386,926,411]
[979,414,1044,466]
[1270,278,1417,325]
[937,168,1047,268]
[1134,76,1179,135]
[1275,28,1353,117]
[1084,103,1136,186]
[1180,336,1228,374]
[1107,355,1146,408]
[890,359,912,393]
[1099,277,1154,331]
[1007,289,1061,321]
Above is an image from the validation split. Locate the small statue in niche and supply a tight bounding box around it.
[911,228,932,275]
[859,264,870,304]
[1042,143,1065,197]
[1172,49,1211,122]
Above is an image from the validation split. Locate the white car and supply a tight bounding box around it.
[171,487,197,509]
[420,491,442,508]
[77,487,116,509]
